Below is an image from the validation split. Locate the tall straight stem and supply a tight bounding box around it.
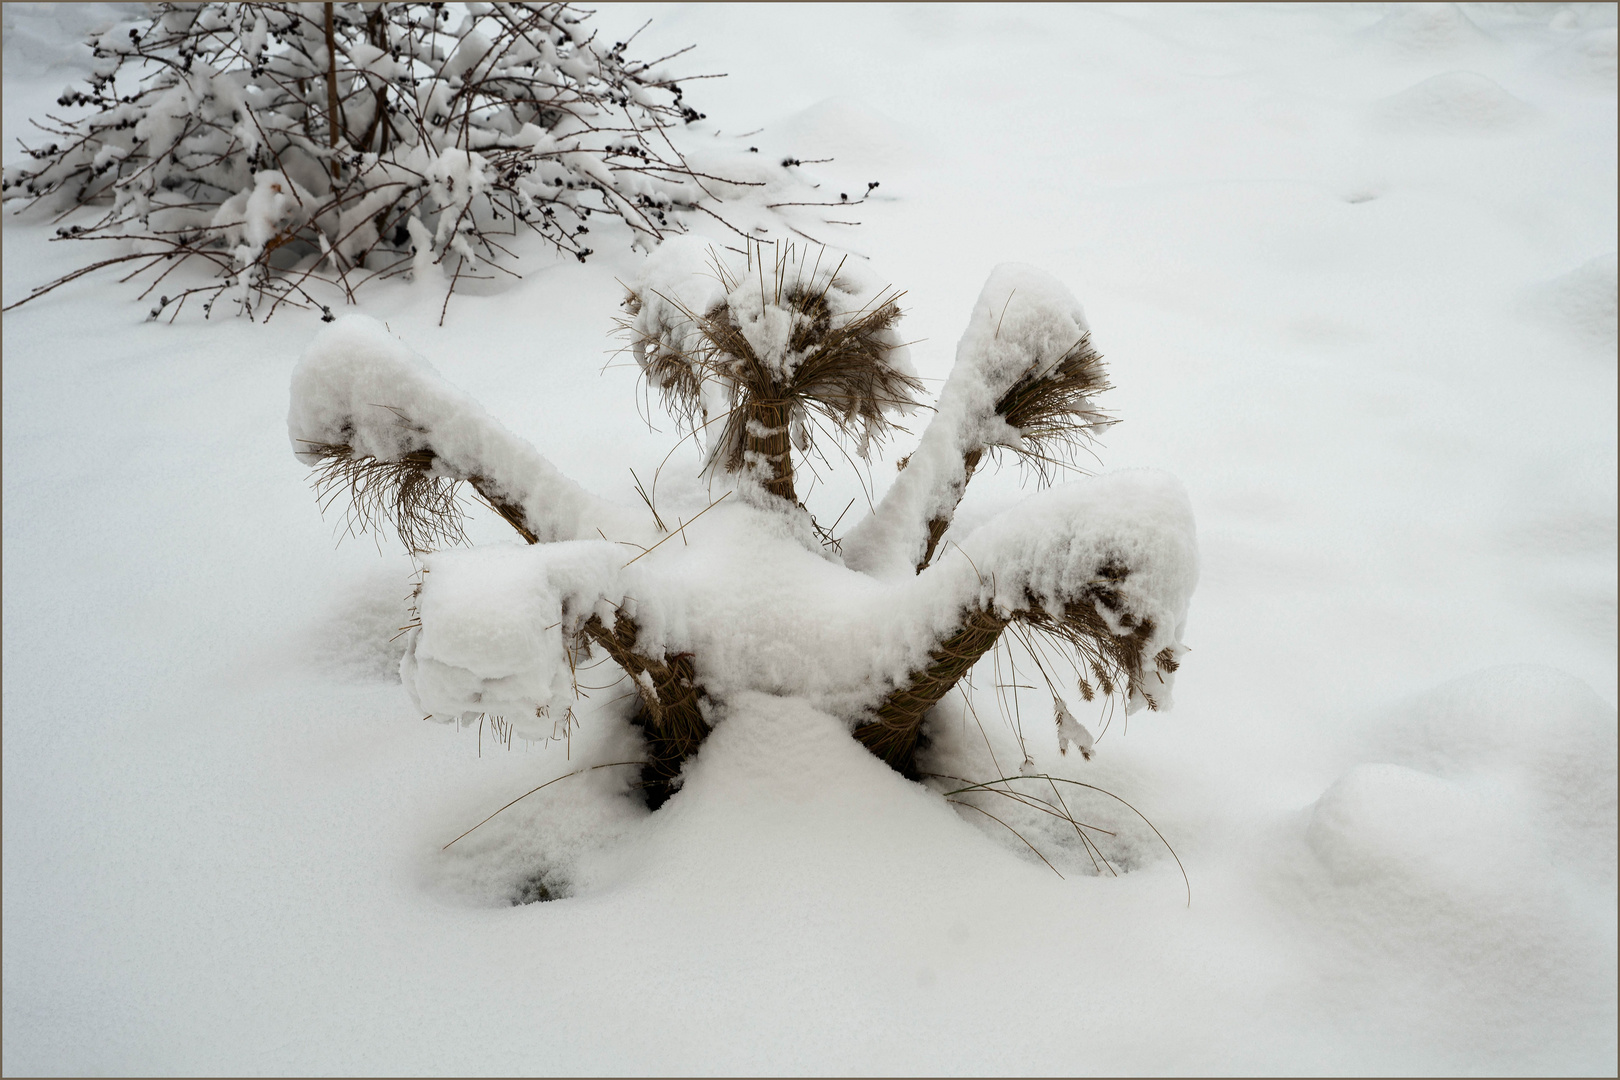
[323,2,341,179]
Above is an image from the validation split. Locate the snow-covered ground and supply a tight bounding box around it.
[4,3,1615,1074]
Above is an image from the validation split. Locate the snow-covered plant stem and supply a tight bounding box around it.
[577,611,707,807]
[842,265,1113,578]
[856,563,1182,775]
[855,607,1008,771]
[289,317,652,548]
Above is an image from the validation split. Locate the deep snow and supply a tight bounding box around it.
[4,3,1616,1075]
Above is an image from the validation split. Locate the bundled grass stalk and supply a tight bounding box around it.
[303,439,538,550]
[578,610,708,808]
[855,607,1009,774]
[914,333,1111,572]
[916,446,982,574]
[623,241,923,507]
[860,561,1178,776]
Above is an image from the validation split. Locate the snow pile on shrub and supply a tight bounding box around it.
[286,251,1196,754]
[1,3,832,320]
[393,471,1195,736]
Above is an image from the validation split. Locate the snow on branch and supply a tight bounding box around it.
[1,2,801,321]
[856,470,1196,770]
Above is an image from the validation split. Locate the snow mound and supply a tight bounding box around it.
[1296,666,1617,1069]
[1363,3,1495,60]
[1365,664,1617,877]
[1523,252,1619,351]
[576,692,998,899]
[1371,71,1536,135]
[1307,762,1535,891]
[765,95,926,170]
[1544,26,1619,88]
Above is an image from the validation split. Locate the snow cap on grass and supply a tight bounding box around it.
[943,262,1101,450]
[624,238,920,486]
[843,263,1107,578]
[402,540,625,736]
[622,234,731,444]
[288,314,646,544]
[950,468,1197,712]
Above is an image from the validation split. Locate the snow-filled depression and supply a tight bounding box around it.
[3,3,1615,1075]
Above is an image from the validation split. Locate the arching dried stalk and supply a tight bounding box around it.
[913,333,1113,572]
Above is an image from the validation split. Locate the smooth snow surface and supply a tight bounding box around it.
[4,3,1615,1076]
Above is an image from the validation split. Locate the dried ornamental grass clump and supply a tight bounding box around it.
[289,244,1198,830]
